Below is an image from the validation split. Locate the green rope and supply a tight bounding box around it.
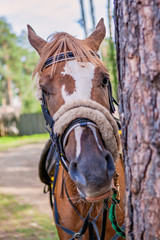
[109,190,126,239]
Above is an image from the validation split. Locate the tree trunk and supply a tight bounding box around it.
[114,0,160,240]
[107,0,118,99]
[89,0,96,30]
[79,0,88,37]
[7,77,13,105]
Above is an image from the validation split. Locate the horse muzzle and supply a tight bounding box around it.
[68,149,115,202]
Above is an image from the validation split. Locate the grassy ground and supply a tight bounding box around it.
[0,134,49,151]
[0,193,59,240]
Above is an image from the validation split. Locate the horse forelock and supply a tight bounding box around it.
[33,31,103,79]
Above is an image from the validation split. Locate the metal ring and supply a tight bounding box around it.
[74,232,81,239]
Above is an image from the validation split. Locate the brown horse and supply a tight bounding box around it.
[27,18,125,240]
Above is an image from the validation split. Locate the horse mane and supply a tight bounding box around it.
[33,32,103,78]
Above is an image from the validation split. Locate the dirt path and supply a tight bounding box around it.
[0,142,53,218]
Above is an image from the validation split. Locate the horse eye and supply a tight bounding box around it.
[102,77,109,87]
[42,88,50,96]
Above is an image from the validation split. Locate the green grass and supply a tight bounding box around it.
[0,134,49,151]
[0,193,59,240]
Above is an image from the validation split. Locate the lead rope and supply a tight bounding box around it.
[109,191,125,239]
[109,172,126,239]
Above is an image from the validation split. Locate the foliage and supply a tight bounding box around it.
[101,38,118,100]
[0,17,40,113]
[0,193,58,239]
[0,133,49,151]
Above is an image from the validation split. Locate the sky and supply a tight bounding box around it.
[0,0,114,41]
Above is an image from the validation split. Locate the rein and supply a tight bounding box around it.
[41,52,125,239]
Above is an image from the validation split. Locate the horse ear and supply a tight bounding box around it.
[27,25,47,55]
[84,18,106,52]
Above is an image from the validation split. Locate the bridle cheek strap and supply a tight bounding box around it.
[41,93,54,129]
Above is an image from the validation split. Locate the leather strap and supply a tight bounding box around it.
[41,92,54,129]
[41,51,100,72]
[42,52,75,71]
[61,118,97,150]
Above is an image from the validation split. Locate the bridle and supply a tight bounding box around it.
[40,51,125,239]
[41,50,118,172]
[62,118,98,151]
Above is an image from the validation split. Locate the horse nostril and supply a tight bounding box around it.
[69,160,86,187]
[105,152,115,179]
[70,161,78,172]
[73,162,77,168]
[69,160,78,174]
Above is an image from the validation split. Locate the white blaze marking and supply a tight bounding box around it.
[88,125,103,151]
[61,60,95,102]
[74,127,84,158]
[74,125,102,160]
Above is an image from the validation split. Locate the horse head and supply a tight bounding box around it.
[27,19,120,203]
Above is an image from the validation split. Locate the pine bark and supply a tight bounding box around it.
[114,0,160,239]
